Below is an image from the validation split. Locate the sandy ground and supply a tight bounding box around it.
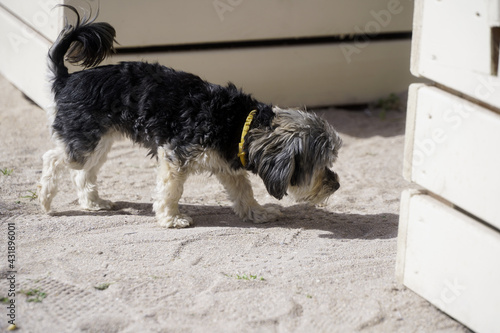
[0,73,469,333]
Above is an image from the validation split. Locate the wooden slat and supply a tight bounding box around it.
[0,5,52,108]
[0,0,63,43]
[402,83,424,181]
[411,0,500,109]
[405,85,500,228]
[397,190,500,333]
[0,5,415,109]
[0,0,413,46]
[107,40,414,107]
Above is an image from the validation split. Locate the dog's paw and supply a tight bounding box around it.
[245,205,282,224]
[39,199,52,213]
[37,183,54,213]
[80,198,114,211]
[158,214,193,228]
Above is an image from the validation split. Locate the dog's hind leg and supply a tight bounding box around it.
[216,172,281,223]
[153,147,192,228]
[38,145,67,212]
[71,134,115,211]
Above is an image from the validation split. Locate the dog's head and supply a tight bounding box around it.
[247,107,342,204]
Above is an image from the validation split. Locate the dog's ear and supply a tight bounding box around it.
[253,138,299,200]
[257,150,294,200]
[289,136,314,187]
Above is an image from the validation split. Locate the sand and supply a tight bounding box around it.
[0,74,469,332]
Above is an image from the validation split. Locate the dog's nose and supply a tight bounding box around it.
[333,182,340,191]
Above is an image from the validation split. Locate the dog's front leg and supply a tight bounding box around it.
[153,149,192,228]
[216,172,281,223]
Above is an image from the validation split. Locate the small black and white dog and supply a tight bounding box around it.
[38,6,342,228]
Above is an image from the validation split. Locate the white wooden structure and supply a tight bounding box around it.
[397,1,500,332]
[0,0,415,109]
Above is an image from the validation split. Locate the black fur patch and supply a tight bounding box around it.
[52,61,273,167]
[48,5,274,169]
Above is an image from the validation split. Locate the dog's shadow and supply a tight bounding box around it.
[52,201,398,240]
[50,201,155,218]
[187,203,398,240]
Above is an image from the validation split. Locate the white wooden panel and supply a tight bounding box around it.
[417,0,492,75]
[411,0,500,109]
[0,0,62,41]
[0,4,413,107]
[395,189,416,281]
[0,5,414,110]
[405,85,500,228]
[402,83,424,181]
[107,40,413,107]
[0,0,414,46]
[397,191,500,333]
[0,5,52,109]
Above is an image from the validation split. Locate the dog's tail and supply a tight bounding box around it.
[48,5,115,90]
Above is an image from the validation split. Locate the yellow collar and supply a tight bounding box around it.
[238,110,257,166]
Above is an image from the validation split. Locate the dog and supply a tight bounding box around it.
[38,6,343,228]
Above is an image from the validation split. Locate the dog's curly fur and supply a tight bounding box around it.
[38,6,343,228]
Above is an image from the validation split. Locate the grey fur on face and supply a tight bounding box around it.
[246,107,342,202]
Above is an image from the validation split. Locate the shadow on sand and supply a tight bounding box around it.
[51,201,398,241]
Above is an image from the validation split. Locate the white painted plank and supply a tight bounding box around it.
[395,189,418,283]
[402,83,425,181]
[418,0,492,75]
[405,85,500,228]
[0,0,413,46]
[411,0,500,109]
[398,191,500,333]
[0,0,63,42]
[106,40,414,107]
[489,0,500,26]
[0,5,52,109]
[409,0,423,78]
[0,7,415,109]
